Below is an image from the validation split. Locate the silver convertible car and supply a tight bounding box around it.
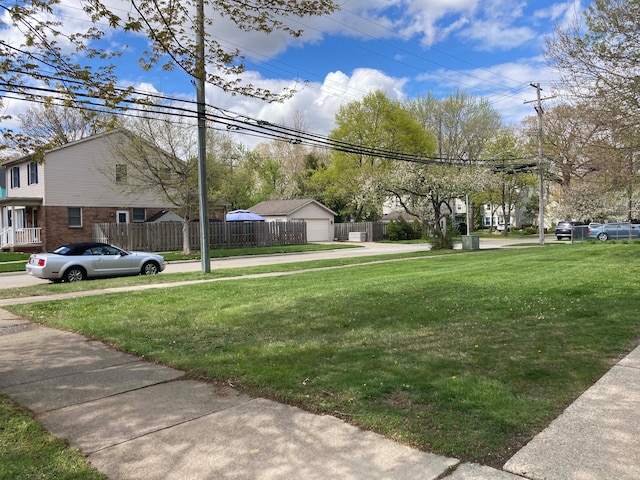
[26,242,167,282]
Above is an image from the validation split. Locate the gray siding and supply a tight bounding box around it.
[43,132,169,208]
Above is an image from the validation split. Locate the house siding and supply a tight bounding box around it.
[6,162,45,199]
[43,132,169,208]
[287,203,331,221]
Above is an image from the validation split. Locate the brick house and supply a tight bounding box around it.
[0,131,175,252]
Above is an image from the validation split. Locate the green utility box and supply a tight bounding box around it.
[462,235,480,250]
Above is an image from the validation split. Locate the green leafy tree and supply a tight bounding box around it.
[294,151,331,200]
[406,90,502,163]
[393,92,501,246]
[484,129,536,235]
[321,91,435,221]
[406,91,502,233]
[205,130,253,210]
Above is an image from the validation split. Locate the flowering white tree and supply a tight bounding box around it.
[386,163,492,248]
[553,180,622,222]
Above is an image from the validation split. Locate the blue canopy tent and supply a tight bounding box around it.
[225,210,266,222]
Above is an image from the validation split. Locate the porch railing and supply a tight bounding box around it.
[0,228,9,248]
[1,227,42,248]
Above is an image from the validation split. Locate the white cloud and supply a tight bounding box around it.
[2,0,566,150]
[0,98,28,132]
[534,0,585,29]
[201,67,407,147]
[459,21,536,50]
[415,56,559,124]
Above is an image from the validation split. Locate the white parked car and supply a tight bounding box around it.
[26,242,167,282]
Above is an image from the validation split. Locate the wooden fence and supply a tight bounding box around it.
[93,221,307,252]
[333,222,388,241]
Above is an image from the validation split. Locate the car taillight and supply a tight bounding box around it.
[37,258,46,267]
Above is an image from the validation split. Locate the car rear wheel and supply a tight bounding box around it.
[64,266,86,282]
[597,232,609,241]
[141,261,160,275]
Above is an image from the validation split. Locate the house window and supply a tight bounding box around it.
[116,210,129,223]
[27,162,38,185]
[10,167,20,188]
[115,164,127,184]
[68,207,82,227]
[133,208,146,222]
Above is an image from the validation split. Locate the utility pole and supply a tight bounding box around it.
[195,0,210,273]
[524,83,554,246]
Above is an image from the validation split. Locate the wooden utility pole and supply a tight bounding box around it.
[195,0,210,273]
[524,83,554,246]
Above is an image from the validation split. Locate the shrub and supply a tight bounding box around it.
[430,228,455,250]
[387,216,417,241]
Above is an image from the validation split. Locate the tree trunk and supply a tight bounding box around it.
[182,221,191,255]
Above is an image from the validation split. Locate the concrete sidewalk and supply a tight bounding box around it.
[1,306,639,479]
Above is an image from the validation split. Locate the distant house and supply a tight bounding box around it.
[145,210,183,223]
[380,210,420,223]
[0,131,176,251]
[249,199,336,242]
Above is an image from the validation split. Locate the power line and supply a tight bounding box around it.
[2,82,536,169]
[19,0,548,110]
[4,50,541,169]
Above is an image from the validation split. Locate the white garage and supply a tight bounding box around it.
[249,199,336,242]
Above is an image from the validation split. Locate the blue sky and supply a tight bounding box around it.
[2,0,584,146]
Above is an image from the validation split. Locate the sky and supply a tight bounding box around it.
[1,0,585,148]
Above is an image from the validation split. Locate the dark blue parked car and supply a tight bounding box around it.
[555,221,584,240]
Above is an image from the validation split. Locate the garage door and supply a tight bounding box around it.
[305,219,331,242]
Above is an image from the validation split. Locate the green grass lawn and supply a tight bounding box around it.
[0,250,448,300]
[6,243,640,469]
[0,394,106,480]
[0,252,30,273]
